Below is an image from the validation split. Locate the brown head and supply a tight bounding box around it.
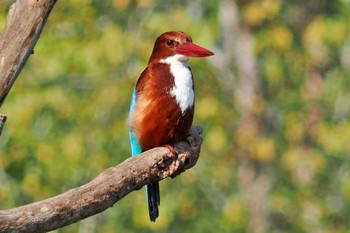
[148,31,214,63]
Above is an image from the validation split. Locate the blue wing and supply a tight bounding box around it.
[129,86,142,156]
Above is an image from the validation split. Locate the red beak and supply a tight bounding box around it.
[176,42,214,57]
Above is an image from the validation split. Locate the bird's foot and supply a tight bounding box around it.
[164,144,177,154]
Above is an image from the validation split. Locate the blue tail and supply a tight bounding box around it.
[129,87,159,221]
[129,130,160,221]
[147,182,160,222]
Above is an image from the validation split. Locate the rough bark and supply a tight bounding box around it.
[0,126,203,233]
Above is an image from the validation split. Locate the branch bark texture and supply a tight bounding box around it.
[0,0,57,106]
[0,126,203,233]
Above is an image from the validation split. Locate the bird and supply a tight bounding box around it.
[128,31,214,222]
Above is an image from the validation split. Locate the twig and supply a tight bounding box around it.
[0,114,6,136]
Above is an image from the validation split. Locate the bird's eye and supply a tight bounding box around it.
[166,39,174,46]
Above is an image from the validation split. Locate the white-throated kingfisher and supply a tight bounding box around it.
[128,31,214,222]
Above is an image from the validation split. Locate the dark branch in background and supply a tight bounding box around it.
[210,1,269,232]
[0,126,203,233]
[0,0,57,133]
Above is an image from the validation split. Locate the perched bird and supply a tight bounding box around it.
[128,31,214,222]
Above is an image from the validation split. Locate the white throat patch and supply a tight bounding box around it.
[161,54,194,114]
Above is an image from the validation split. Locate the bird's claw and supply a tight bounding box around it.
[164,144,177,154]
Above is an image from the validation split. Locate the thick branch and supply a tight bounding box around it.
[0,126,203,233]
[0,0,57,105]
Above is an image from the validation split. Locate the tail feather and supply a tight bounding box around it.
[146,182,160,222]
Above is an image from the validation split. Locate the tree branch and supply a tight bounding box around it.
[0,0,57,133]
[0,126,203,233]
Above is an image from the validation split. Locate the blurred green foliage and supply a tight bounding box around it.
[1,0,350,232]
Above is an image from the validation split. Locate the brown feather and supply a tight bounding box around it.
[130,62,194,150]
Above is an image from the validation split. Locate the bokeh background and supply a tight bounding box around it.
[1,0,350,232]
